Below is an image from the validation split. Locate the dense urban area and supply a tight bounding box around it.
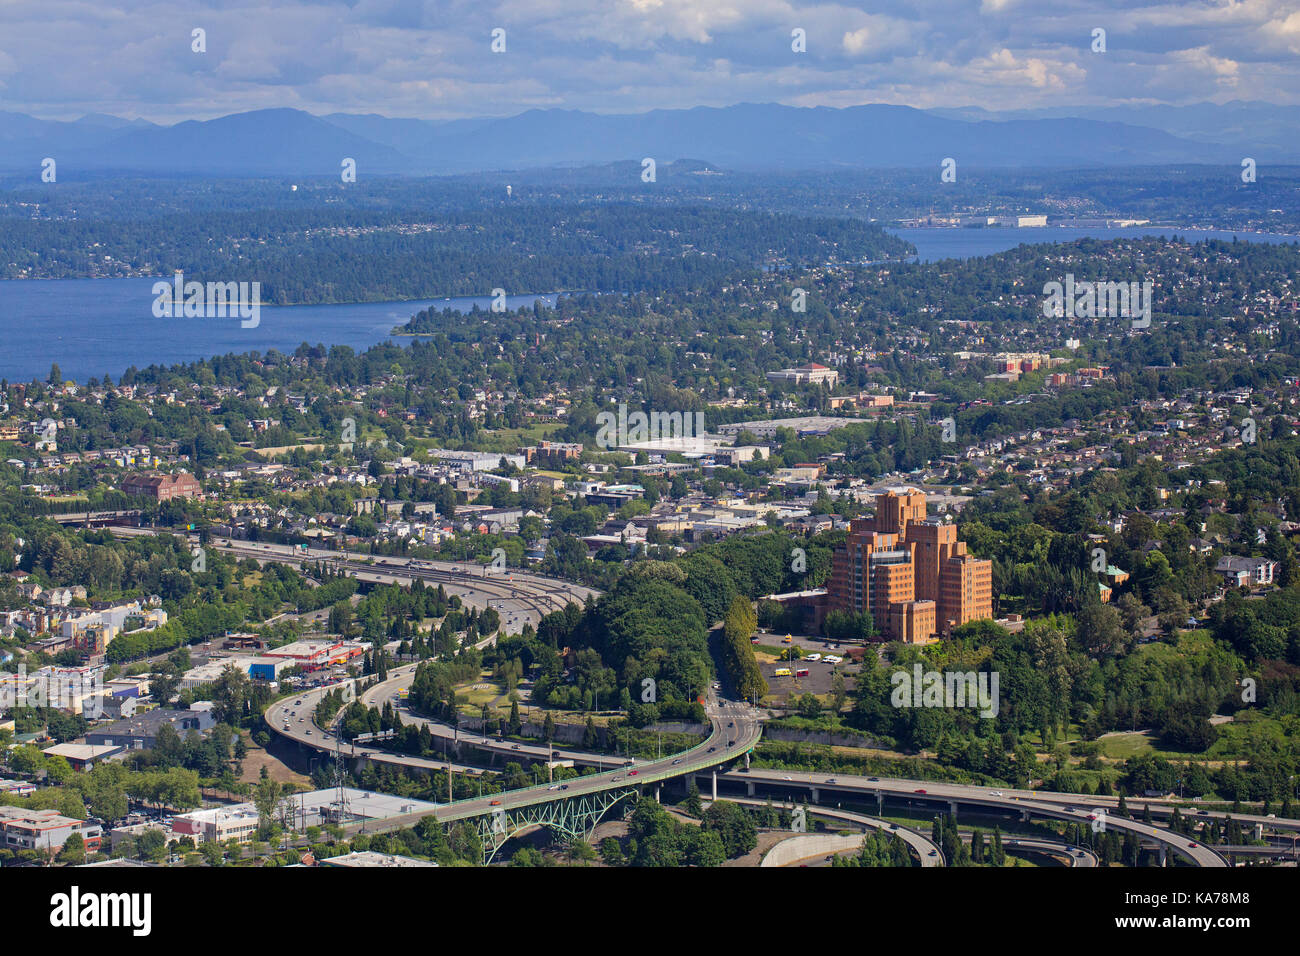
[1,177,1298,871]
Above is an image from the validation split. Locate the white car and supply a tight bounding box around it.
[823,655,843,664]
[805,653,822,662]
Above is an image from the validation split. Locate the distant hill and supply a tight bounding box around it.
[0,101,1290,177]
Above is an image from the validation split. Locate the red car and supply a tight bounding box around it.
[914,789,927,794]
[628,770,639,776]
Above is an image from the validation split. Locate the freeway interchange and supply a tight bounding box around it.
[166,528,1258,867]
[269,673,1239,867]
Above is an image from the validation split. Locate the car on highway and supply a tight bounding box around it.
[928,849,937,857]
[511,744,521,750]
[628,770,639,777]
[1188,842,1198,848]
[283,724,290,731]
[547,785,560,791]
[727,721,734,728]
[489,799,501,806]
[782,775,792,781]
[611,776,622,782]
[914,788,927,794]
[306,730,313,736]
[560,785,569,791]
[726,741,735,748]
[868,777,879,782]
[825,778,837,784]
[671,759,682,765]
[991,790,1004,797]
[707,746,716,753]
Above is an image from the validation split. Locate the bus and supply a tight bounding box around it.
[773,667,792,677]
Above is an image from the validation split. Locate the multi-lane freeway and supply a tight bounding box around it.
[724,797,945,867]
[111,528,596,631]
[718,769,1229,867]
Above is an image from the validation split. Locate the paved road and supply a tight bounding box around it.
[359,664,673,771]
[267,672,765,830]
[973,835,1098,867]
[112,528,595,633]
[722,797,943,867]
[719,769,1228,867]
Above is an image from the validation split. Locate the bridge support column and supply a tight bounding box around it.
[712,771,717,801]
[810,787,819,805]
[1021,810,1030,822]
[949,801,958,817]
[747,781,755,797]
[744,751,750,770]
[1158,844,1167,867]
[655,785,660,804]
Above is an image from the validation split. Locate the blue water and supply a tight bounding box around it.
[2,225,1297,382]
[0,282,558,382]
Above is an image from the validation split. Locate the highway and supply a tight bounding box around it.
[362,696,764,834]
[974,835,1098,867]
[718,769,1229,867]
[266,670,765,831]
[111,528,596,631]
[722,797,944,867]
[358,664,653,770]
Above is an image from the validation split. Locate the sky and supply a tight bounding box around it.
[1,0,1298,122]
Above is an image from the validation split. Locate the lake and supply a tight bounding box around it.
[2,225,1297,382]
[0,283,559,382]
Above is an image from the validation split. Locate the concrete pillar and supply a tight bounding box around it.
[655,785,661,804]
[744,751,751,770]
[747,781,755,797]
[712,771,717,801]
[810,788,819,805]
[1158,844,1167,867]
[1020,810,1029,822]
[949,800,958,817]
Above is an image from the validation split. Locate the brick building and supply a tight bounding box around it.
[826,488,992,643]
[121,471,201,501]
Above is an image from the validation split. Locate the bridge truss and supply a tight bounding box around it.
[472,788,639,864]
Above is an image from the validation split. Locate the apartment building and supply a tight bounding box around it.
[826,488,993,643]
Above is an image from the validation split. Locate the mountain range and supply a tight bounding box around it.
[0,101,1293,178]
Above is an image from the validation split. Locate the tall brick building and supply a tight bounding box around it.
[826,488,992,643]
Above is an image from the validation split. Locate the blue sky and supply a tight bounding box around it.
[2,0,1298,121]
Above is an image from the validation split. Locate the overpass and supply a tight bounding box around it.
[50,510,143,527]
[268,671,764,862]
[717,768,1229,867]
[724,797,943,867]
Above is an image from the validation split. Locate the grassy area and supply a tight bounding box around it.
[1098,732,1156,759]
